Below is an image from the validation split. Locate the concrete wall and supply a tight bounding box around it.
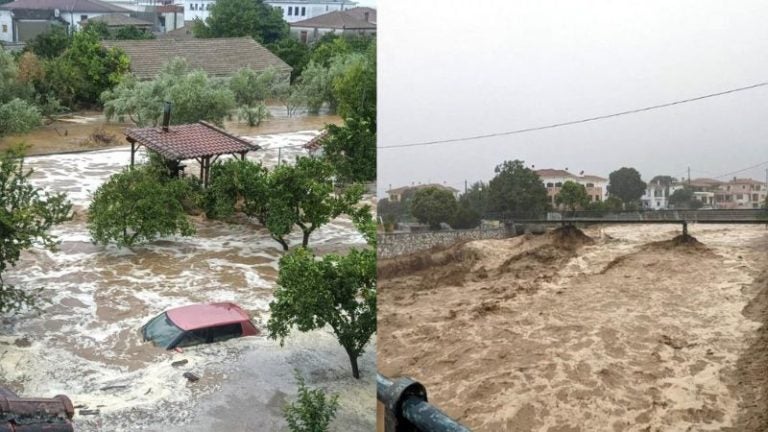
[377,227,512,259]
[0,11,14,42]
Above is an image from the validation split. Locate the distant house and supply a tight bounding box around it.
[0,0,130,42]
[182,0,356,25]
[535,169,607,207]
[343,6,375,24]
[715,177,767,209]
[386,184,460,203]
[101,37,292,80]
[641,178,685,210]
[290,9,375,43]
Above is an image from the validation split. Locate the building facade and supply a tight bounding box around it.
[182,0,355,26]
[534,169,607,207]
[641,179,685,210]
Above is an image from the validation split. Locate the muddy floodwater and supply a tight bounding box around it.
[0,129,375,431]
[378,224,768,431]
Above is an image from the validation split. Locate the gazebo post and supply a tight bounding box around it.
[203,156,211,188]
[130,141,135,168]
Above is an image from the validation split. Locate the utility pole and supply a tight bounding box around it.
[687,166,691,185]
[464,179,467,194]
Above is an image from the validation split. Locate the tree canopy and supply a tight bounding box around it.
[192,0,288,44]
[87,165,197,247]
[267,213,376,379]
[320,116,376,183]
[410,187,458,230]
[0,146,72,314]
[102,58,236,127]
[668,188,703,209]
[487,160,549,217]
[607,167,646,207]
[556,181,590,212]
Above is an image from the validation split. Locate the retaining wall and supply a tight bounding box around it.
[377,227,512,259]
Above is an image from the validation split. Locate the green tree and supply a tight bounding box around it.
[25,26,70,59]
[266,38,309,82]
[451,203,481,229]
[284,371,340,432]
[555,180,590,212]
[320,116,375,182]
[607,167,647,207]
[267,157,363,249]
[0,99,41,136]
[410,187,458,230]
[192,0,288,44]
[204,158,269,219]
[332,46,375,125]
[0,146,72,314]
[87,166,196,247]
[114,25,155,40]
[487,160,549,217]
[668,188,703,209]
[102,58,236,127]
[459,181,489,216]
[268,214,376,379]
[229,66,287,107]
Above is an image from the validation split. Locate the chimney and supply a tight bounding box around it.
[162,101,172,132]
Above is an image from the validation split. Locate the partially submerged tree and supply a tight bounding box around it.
[102,58,236,127]
[268,212,376,379]
[556,180,590,212]
[0,146,72,314]
[284,371,340,432]
[88,166,196,247]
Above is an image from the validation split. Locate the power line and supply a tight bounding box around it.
[711,159,768,180]
[378,80,768,149]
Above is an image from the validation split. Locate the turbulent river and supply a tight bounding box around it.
[0,130,375,431]
[379,224,768,432]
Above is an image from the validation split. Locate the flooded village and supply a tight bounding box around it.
[0,0,377,429]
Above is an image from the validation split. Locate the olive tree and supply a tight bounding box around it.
[268,212,376,379]
[88,166,196,247]
[0,146,72,314]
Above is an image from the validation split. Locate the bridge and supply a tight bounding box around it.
[504,209,768,236]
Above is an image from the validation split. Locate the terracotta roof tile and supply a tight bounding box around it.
[102,37,291,80]
[126,121,259,160]
[291,10,376,30]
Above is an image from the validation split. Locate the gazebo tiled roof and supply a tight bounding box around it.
[126,121,258,160]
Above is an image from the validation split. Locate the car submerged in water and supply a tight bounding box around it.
[141,303,260,349]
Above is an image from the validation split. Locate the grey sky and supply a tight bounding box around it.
[377,0,768,196]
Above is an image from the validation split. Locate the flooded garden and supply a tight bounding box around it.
[0,112,375,431]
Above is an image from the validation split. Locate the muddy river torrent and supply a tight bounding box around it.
[0,127,375,431]
[379,224,768,432]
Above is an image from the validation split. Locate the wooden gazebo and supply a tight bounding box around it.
[125,121,259,187]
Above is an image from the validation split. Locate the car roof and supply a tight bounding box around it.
[165,303,251,331]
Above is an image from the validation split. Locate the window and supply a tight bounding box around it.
[546,182,554,188]
[288,6,292,15]
[210,323,243,342]
[1,24,6,33]
[300,30,308,43]
[81,14,88,22]
[753,194,759,202]
[555,182,562,187]
[301,6,306,15]
[176,329,208,347]
[586,183,594,188]
[736,194,743,200]
[206,3,212,10]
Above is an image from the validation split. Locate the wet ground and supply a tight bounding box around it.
[378,224,768,431]
[0,126,375,431]
[0,106,342,156]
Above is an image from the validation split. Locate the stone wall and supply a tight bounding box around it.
[377,227,512,259]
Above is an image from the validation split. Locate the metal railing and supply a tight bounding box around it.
[377,374,471,432]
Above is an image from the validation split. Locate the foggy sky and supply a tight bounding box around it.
[377,1,768,196]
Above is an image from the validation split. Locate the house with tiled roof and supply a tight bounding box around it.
[715,177,767,209]
[534,168,607,206]
[0,0,130,42]
[182,0,355,25]
[290,9,375,43]
[101,37,291,80]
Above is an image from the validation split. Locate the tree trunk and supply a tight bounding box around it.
[302,229,311,248]
[345,347,360,379]
[273,236,289,251]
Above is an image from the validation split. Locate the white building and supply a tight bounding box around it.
[182,0,355,26]
[641,179,684,210]
[1,0,131,42]
[534,169,608,208]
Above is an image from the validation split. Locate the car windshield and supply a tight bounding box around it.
[143,312,184,349]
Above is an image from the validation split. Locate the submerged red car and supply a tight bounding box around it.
[141,303,259,349]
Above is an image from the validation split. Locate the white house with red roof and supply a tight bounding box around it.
[534,168,608,207]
